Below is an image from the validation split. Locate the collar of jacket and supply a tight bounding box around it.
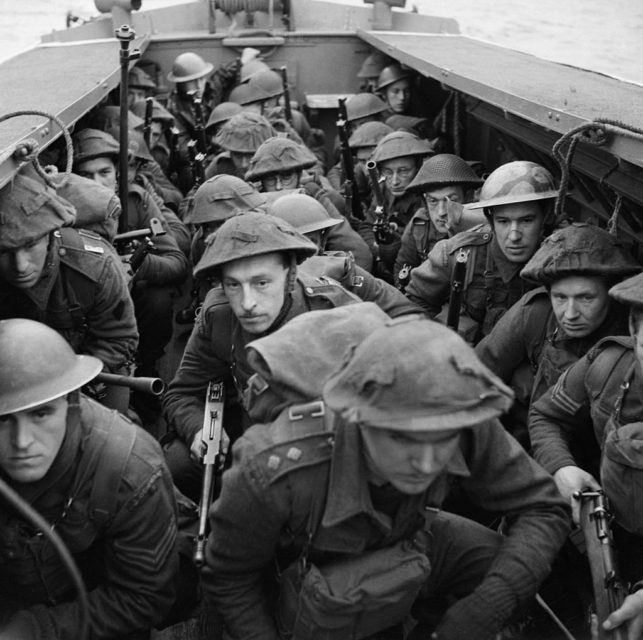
[19,232,62,309]
[321,419,471,532]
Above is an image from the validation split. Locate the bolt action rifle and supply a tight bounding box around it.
[189,94,208,156]
[446,248,469,332]
[337,98,364,221]
[142,96,154,149]
[167,126,181,185]
[113,217,166,284]
[366,160,398,244]
[194,381,229,567]
[280,66,294,126]
[187,139,206,187]
[573,490,628,640]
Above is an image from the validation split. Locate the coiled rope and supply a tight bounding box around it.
[0,109,73,188]
[552,118,643,231]
[216,0,275,13]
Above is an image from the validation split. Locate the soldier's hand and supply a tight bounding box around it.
[553,465,601,523]
[190,432,207,462]
[599,590,643,639]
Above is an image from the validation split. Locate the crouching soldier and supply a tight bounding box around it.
[202,316,570,640]
[0,319,179,639]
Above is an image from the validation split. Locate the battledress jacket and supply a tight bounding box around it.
[202,408,570,640]
[405,225,536,339]
[0,396,178,640]
[163,272,360,444]
[0,228,138,372]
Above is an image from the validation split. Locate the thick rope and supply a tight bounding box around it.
[0,109,73,188]
[216,0,274,12]
[552,118,643,223]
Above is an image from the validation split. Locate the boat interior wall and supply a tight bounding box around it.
[0,38,149,189]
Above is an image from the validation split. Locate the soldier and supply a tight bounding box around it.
[377,62,415,115]
[131,97,177,177]
[206,111,275,179]
[127,65,157,108]
[245,136,373,270]
[0,319,178,639]
[406,160,558,342]
[357,49,393,93]
[529,271,643,637]
[268,193,422,317]
[162,212,360,499]
[395,153,485,289]
[476,223,640,447]
[358,130,433,280]
[0,173,138,413]
[345,92,389,130]
[204,101,243,153]
[203,315,570,640]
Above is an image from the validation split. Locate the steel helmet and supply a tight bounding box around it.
[520,223,641,284]
[357,50,391,79]
[128,66,156,90]
[0,174,76,249]
[244,137,316,181]
[323,316,514,431]
[131,98,175,126]
[193,211,317,280]
[376,63,414,92]
[345,93,388,122]
[187,175,267,225]
[267,193,342,235]
[371,131,434,164]
[348,121,393,149]
[406,154,483,192]
[228,81,272,106]
[465,161,558,211]
[90,105,145,132]
[239,58,270,83]
[247,69,283,100]
[214,112,275,153]
[167,52,214,83]
[609,272,643,308]
[206,101,243,132]
[0,319,102,414]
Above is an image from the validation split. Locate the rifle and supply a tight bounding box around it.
[142,96,154,149]
[280,66,294,126]
[115,24,140,233]
[573,490,628,640]
[194,381,228,567]
[337,98,364,221]
[366,160,397,244]
[446,248,469,331]
[167,126,181,184]
[113,217,166,282]
[187,139,206,187]
[190,94,208,155]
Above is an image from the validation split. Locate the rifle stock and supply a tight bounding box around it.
[113,217,166,281]
[194,381,228,567]
[190,94,208,155]
[574,490,628,640]
[446,248,469,331]
[142,96,154,149]
[280,66,294,126]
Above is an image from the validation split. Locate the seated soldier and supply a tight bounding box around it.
[530,271,643,639]
[162,212,360,500]
[406,161,559,343]
[0,173,138,413]
[395,153,485,290]
[245,136,373,271]
[376,63,415,116]
[0,319,178,639]
[202,314,570,640]
[477,223,640,448]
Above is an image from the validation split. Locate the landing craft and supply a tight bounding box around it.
[0,0,642,244]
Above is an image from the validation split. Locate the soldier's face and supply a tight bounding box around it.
[0,235,50,289]
[128,87,147,108]
[262,170,300,192]
[380,157,418,197]
[230,152,254,174]
[550,276,610,338]
[384,78,411,114]
[424,185,466,235]
[0,396,68,483]
[75,157,117,191]
[360,426,461,495]
[491,202,545,263]
[354,147,375,167]
[222,252,290,334]
[150,121,163,148]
